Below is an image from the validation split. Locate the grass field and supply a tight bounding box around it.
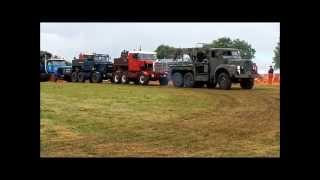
[40,81,280,157]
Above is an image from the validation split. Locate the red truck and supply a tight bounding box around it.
[112,50,169,85]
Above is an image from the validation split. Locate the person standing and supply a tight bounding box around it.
[268,65,274,85]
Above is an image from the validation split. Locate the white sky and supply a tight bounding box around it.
[40,22,280,74]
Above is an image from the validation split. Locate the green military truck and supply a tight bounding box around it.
[169,48,258,90]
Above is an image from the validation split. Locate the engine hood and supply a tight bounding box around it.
[226,59,252,65]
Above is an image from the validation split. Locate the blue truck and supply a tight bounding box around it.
[40,51,72,81]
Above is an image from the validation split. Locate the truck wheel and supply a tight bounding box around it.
[91,72,102,83]
[139,74,149,85]
[113,72,121,84]
[217,72,231,90]
[240,78,254,89]
[172,72,184,87]
[184,72,194,88]
[71,72,78,82]
[78,72,86,82]
[159,77,169,86]
[121,73,129,84]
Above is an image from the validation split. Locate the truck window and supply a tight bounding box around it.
[211,51,216,58]
[94,56,107,61]
[222,50,241,59]
[196,52,206,60]
[223,51,232,56]
[137,54,156,60]
[183,54,191,61]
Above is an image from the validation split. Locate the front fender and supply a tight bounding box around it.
[214,64,237,77]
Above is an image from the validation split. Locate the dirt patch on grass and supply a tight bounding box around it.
[94,142,180,157]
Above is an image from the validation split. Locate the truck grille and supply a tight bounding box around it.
[243,61,252,73]
[154,62,170,73]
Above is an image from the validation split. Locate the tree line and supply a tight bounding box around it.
[41,37,280,70]
[155,37,279,70]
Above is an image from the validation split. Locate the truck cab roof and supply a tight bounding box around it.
[128,51,156,54]
[47,58,66,61]
[209,48,239,51]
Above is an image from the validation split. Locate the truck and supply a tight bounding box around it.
[71,53,113,83]
[40,51,72,82]
[112,50,169,85]
[169,48,258,90]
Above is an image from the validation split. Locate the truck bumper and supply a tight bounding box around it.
[145,71,168,81]
[233,73,258,79]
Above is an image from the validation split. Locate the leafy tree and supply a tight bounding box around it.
[273,41,280,69]
[204,37,233,48]
[204,37,256,59]
[155,45,176,59]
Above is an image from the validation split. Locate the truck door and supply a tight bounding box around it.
[209,50,220,81]
[128,53,141,72]
[194,51,209,76]
[193,51,209,82]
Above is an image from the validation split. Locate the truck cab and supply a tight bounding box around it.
[46,58,71,74]
[40,51,72,81]
[128,51,156,72]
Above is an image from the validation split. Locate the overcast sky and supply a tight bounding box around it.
[40,23,280,73]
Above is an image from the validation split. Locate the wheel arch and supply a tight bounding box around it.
[214,65,235,82]
[171,70,192,77]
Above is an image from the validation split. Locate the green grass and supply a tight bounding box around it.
[40,82,280,157]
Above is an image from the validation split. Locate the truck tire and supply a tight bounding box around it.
[113,72,121,84]
[159,77,169,86]
[121,73,129,84]
[78,72,86,82]
[172,72,184,87]
[240,78,254,89]
[71,72,78,82]
[184,72,194,88]
[91,72,102,83]
[217,72,232,90]
[139,74,149,85]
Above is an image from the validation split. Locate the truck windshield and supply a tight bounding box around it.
[137,53,156,60]
[222,50,241,59]
[49,60,67,66]
[94,56,108,61]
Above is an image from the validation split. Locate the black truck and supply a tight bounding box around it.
[71,53,113,83]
